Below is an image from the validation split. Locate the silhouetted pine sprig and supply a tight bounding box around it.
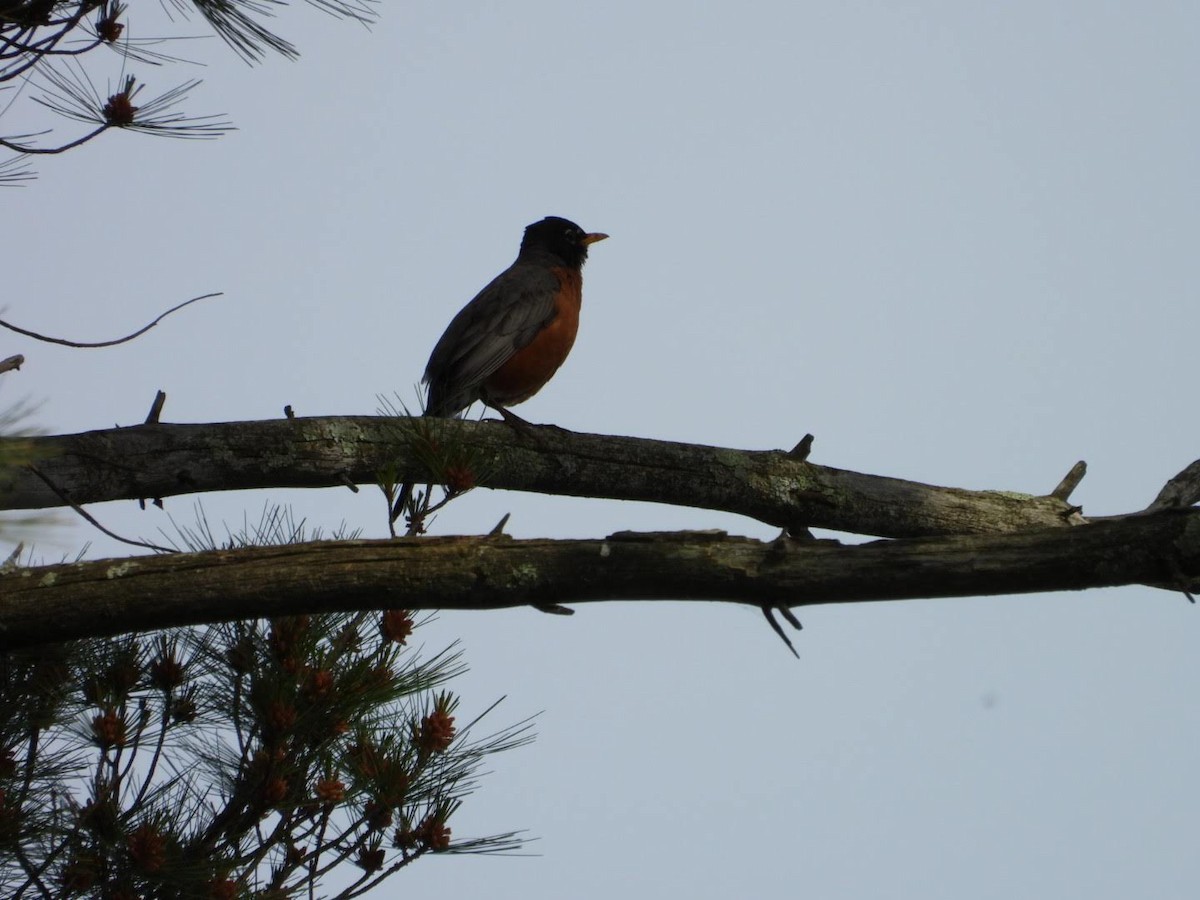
[1,0,378,177]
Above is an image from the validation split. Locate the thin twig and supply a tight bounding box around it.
[761,605,800,658]
[2,542,23,569]
[145,390,166,425]
[0,124,107,154]
[787,433,814,461]
[1050,461,1087,501]
[1166,556,1196,604]
[25,465,176,553]
[0,292,222,348]
[533,603,574,615]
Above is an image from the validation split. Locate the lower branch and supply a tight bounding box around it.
[2,511,1196,649]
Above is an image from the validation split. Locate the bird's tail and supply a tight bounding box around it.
[392,383,465,535]
[390,388,431,536]
[391,480,416,536]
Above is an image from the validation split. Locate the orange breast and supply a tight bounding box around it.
[483,268,582,407]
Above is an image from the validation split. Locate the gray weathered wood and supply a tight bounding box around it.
[2,511,1195,649]
[0,417,1082,539]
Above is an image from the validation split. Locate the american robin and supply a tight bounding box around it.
[393,216,607,533]
[422,215,608,421]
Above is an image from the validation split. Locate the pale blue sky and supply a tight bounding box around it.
[4,2,1199,897]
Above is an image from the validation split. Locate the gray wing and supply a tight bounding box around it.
[422,262,559,416]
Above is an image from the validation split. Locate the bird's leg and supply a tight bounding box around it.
[491,403,536,431]
[486,402,558,447]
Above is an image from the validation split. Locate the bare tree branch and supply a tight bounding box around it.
[2,511,1197,649]
[25,464,176,553]
[0,123,107,154]
[0,291,221,347]
[0,417,1084,538]
[1148,460,1200,512]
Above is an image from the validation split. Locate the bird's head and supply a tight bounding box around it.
[520,216,608,268]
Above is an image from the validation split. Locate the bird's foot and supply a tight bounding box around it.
[493,405,535,430]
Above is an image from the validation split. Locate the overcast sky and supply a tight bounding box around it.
[4,2,1199,898]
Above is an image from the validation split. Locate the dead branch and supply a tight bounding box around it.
[0,417,1084,539]
[1149,460,1200,512]
[24,465,176,554]
[0,293,222,348]
[1,512,1196,649]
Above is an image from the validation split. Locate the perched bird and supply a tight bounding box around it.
[422,216,608,421]
[393,217,607,532]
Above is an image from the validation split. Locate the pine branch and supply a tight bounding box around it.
[2,512,1198,649]
[0,417,1083,539]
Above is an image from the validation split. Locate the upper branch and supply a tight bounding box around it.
[0,417,1082,538]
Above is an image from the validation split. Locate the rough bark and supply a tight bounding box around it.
[2,511,1197,650]
[0,417,1083,538]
